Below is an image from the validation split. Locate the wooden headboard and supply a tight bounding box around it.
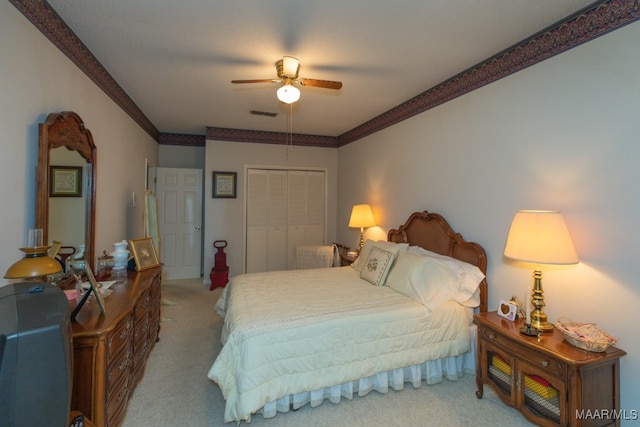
[387,211,488,313]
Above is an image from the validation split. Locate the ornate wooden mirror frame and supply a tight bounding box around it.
[36,111,97,270]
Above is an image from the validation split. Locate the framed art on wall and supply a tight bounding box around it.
[212,171,237,198]
[49,165,83,197]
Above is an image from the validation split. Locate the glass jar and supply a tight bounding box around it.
[96,251,114,280]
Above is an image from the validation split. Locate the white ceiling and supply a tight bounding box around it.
[47,0,596,137]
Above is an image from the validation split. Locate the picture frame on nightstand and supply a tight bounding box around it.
[497,299,517,321]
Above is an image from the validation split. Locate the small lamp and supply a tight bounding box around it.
[504,210,578,332]
[4,229,62,281]
[348,204,376,253]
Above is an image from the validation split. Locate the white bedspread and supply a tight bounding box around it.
[208,266,472,423]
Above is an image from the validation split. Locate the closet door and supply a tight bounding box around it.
[246,169,287,273]
[287,170,325,268]
[246,169,326,273]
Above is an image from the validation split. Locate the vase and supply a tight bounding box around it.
[111,240,129,271]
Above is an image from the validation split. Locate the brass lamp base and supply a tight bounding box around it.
[530,269,554,332]
[530,310,554,331]
[357,227,365,253]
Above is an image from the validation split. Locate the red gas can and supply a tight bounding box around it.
[210,240,229,290]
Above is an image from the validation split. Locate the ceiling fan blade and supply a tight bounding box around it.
[231,79,280,84]
[297,78,343,90]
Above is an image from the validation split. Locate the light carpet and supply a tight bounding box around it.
[122,277,534,426]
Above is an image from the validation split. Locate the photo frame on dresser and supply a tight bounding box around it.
[130,237,160,271]
[70,264,106,320]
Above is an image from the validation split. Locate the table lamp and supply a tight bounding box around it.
[348,204,376,253]
[4,229,62,281]
[504,210,578,332]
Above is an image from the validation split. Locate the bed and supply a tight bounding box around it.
[208,211,488,423]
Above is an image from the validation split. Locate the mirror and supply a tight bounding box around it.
[36,111,96,270]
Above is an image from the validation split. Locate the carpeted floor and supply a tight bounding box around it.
[122,278,534,426]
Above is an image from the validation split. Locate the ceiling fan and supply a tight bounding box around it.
[231,56,343,104]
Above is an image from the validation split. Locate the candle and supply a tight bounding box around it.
[525,285,531,325]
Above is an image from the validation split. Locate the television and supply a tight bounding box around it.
[0,282,72,427]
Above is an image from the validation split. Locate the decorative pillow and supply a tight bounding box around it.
[385,251,462,311]
[407,246,485,304]
[351,240,408,273]
[359,246,393,286]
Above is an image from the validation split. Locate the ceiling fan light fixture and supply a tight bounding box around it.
[277,84,300,104]
[282,56,300,78]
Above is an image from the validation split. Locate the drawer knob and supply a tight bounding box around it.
[541,360,549,367]
[488,333,495,340]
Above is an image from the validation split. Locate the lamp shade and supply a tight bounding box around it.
[277,84,300,104]
[504,210,578,265]
[348,204,376,228]
[4,247,63,279]
[282,56,300,78]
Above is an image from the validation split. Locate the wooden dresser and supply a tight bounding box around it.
[70,267,161,427]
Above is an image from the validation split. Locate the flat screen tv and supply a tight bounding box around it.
[0,282,72,427]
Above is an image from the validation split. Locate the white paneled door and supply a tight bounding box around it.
[156,168,202,280]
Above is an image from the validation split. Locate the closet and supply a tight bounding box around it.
[246,168,326,273]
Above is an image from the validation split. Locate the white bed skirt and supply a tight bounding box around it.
[260,324,477,419]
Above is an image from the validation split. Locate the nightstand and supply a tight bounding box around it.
[474,311,626,427]
[339,250,357,266]
[334,243,357,266]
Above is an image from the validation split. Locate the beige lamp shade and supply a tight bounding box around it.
[504,210,578,265]
[348,204,376,229]
[4,247,63,279]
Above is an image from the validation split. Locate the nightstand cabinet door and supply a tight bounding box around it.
[518,359,567,426]
[480,340,515,405]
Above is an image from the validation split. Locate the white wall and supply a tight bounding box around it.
[338,20,640,416]
[0,2,158,279]
[159,145,206,169]
[205,140,338,280]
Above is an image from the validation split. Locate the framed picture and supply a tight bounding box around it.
[130,237,160,271]
[212,171,237,198]
[70,264,106,319]
[497,299,518,321]
[48,240,62,258]
[50,165,83,197]
[84,264,106,315]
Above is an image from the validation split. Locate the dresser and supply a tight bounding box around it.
[70,267,161,427]
[475,311,626,427]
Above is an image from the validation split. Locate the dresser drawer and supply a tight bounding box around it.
[134,315,151,344]
[106,345,132,401]
[105,372,129,427]
[107,314,133,363]
[134,289,151,321]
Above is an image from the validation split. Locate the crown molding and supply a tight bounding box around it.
[11,0,639,147]
[206,127,338,148]
[158,133,206,147]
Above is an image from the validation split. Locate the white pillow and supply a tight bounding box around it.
[386,251,461,311]
[407,246,485,305]
[351,240,408,272]
[359,246,393,286]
